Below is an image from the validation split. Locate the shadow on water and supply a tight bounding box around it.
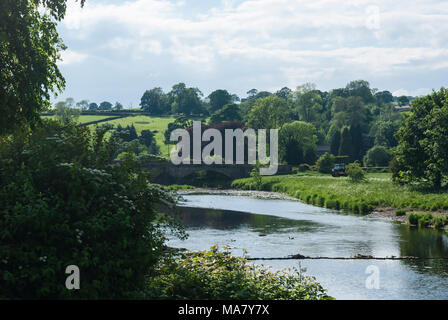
[398,225,448,276]
[176,206,321,234]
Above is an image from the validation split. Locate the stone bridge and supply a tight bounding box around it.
[141,161,292,181]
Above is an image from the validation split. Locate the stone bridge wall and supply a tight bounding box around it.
[141,161,292,181]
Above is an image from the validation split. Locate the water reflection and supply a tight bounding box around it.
[167,195,448,299]
[398,226,448,276]
[176,206,321,233]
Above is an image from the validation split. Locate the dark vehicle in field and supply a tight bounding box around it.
[332,163,347,177]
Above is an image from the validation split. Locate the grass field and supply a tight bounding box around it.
[232,172,448,214]
[41,114,175,156]
[87,115,175,156]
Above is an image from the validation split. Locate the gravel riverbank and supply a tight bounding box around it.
[177,188,299,201]
[177,188,412,223]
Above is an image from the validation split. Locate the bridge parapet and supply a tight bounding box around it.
[141,161,292,180]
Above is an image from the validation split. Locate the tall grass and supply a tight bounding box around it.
[232,173,448,214]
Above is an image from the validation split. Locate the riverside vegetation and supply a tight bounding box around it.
[232,172,448,231]
[145,245,331,300]
[3,0,448,300]
[0,120,329,299]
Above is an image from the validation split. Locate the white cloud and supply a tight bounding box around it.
[393,88,433,97]
[392,89,409,96]
[58,0,448,103]
[59,50,87,65]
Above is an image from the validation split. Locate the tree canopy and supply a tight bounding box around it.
[140,87,170,115]
[0,0,85,134]
[393,88,448,188]
[279,121,317,165]
[247,96,291,129]
[209,103,242,124]
[208,89,232,113]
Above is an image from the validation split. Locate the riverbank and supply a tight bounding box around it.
[178,188,299,201]
[179,188,412,223]
[229,172,448,228]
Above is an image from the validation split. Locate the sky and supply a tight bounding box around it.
[55,0,448,107]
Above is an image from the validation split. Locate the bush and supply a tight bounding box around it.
[325,199,340,210]
[358,202,371,215]
[0,120,179,299]
[346,163,367,183]
[250,161,263,191]
[395,209,406,217]
[363,146,393,167]
[434,217,447,229]
[316,153,335,174]
[318,196,326,207]
[418,213,433,227]
[145,246,331,300]
[408,213,419,225]
[408,212,435,228]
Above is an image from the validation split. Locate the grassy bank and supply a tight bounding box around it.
[232,172,448,215]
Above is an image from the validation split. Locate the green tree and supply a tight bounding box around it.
[350,124,363,161]
[375,91,393,104]
[331,96,368,127]
[89,102,98,111]
[316,152,335,174]
[275,87,292,100]
[0,0,85,134]
[294,90,323,123]
[246,88,258,98]
[169,83,205,116]
[248,96,291,129]
[140,87,170,115]
[208,89,232,113]
[327,124,341,155]
[345,80,374,104]
[370,120,400,148]
[231,94,240,103]
[338,126,354,161]
[114,102,123,110]
[76,99,89,110]
[393,88,448,188]
[397,95,410,106]
[363,146,392,167]
[279,121,317,165]
[99,101,112,111]
[139,130,160,155]
[54,100,81,123]
[209,104,242,124]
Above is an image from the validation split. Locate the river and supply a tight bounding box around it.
[166,194,448,300]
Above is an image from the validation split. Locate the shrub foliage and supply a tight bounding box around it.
[145,246,331,300]
[0,120,177,299]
